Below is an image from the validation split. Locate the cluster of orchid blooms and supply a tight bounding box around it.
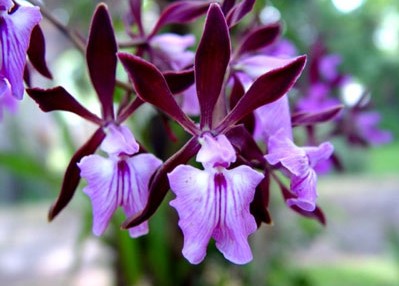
[0,0,391,264]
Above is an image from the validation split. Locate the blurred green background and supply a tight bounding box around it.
[0,0,398,285]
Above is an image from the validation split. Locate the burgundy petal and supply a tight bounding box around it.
[292,105,343,127]
[277,177,326,225]
[216,56,306,132]
[236,23,281,57]
[224,125,265,167]
[164,69,195,94]
[196,3,230,129]
[27,87,102,124]
[86,4,117,121]
[150,0,210,36]
[118,52,198,135]
[122,136,200,229]
[27,25,53,79]
[221,0,236,14]
[225,0,256,27]
[48,128,106,221]
[250,173,272,226]
[229,76,255,132]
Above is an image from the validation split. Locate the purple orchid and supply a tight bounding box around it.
[0,0,41,115]
[27,4,163,231]
[168,133,263,264]
[78,124,161,237]
[118,3,306,263]
[355,111,392,145]
[266,130,334,211]
[254,94,334,211]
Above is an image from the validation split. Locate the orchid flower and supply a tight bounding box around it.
[27,4,163,231]
[118,3,306,263]
[168,133,263,264]
[0,0,41,115]
[78,124,161,237]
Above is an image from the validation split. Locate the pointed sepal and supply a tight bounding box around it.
[27,25,53,79]
[86,4,117,120]
[48,128,106,221]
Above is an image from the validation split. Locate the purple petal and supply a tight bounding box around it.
[195,3,230,129]
[253,95,293,143]
[0,79,18,119]
[0,4,42,99]
[168,165,215,264]
[150,0,210,36]
[78,152,162,237]
[118,52,198,135]
[78,154,117,235]
[168,165,263,264]
[356,111,393,145]
[266,132,309,177]
[26,87,102,125]
[122,136,201,229]
[277,178,326,225]
[124,154,162,237]
[236,23,281,56]
[303,142,334,168]
[86,4,117,120]
[217,56,306,132]
[100,124,139,155]
[48,128,106,221]
[234,55,297,82]
[180,84,200,116]
[150,33,195,71]
[27,25,52,79]
[288,170,317,212]
[196,133,236,169]
[213,167,263,264]
[225,0,255,27]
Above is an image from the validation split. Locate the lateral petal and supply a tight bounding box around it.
[213,166,263,264]
[78,154,118,236]
[168,165,216,264]
[123,154,162,238]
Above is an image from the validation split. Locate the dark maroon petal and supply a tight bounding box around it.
[236,23,281,57]
[150,0,210,36]
[224,125,265,167]
[48,128,106,221]
[118,52,199,135]
[122,136,201,229]
[250,173,272,226]
[277,177,326,225]
[87,4,117,121]
[292,105,343,126]
[221,0,236,14]
[229,76,255,132]
[216,56,306,132]
[23,66,31,87]
[128,0,144,36]
[27,25,53,79]
[196,3,230,129]
[27,87,103,125]
[164,69,195,94]
[225,0,255,27]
